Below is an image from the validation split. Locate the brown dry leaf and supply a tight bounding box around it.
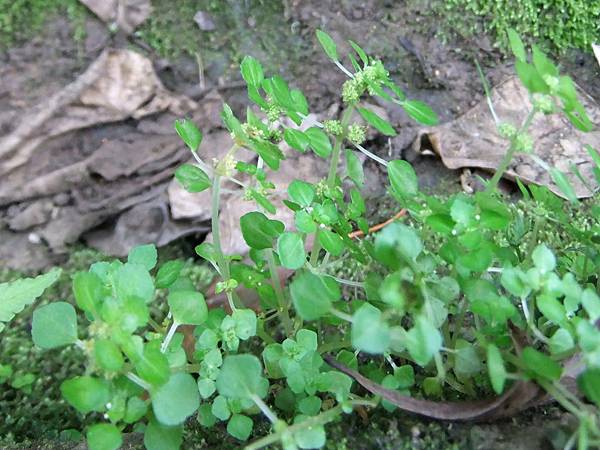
[0,48,195,173]
[324,355,543,421]
[413,76,600,198]
[80,0,152,33]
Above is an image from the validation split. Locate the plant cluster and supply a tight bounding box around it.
[1,29,599,450]
[439,0,600,52]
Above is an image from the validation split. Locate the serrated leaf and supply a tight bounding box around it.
[358,107,396,136]
[174,119,202,152]
[240,56,264,86]
[401,100,438,125]
[316,29,338,61]
[0,268,61,332]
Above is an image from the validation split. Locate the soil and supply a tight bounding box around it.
[1,0,599,449]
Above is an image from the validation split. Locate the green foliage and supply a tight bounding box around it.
[0,0,87,48]
[439,0,600,52]
[4,28,600,450]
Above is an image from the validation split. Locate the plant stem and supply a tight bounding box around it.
[245,405,344,450]
[126,372,151,392]
[311,106,355,266]
[250,394,279,424]
[211,174,238,311]
[266,249,293,336]
[486,109,536,194]
[160,321,179,353]
[329,307,354,322]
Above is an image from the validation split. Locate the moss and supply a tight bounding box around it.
[0,0,87,49]
[137,0,308,77]
[435,0,600,53]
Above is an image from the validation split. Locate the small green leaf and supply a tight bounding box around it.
[168,290,208,325]
[401,100,438,125]
[531,45,558,79]
[94,339,124,372]
[61,376,110,414]
[549,329,574,354]
[216,354,268,400]
[288,180,315,207]
[72,271,103,314]
[582,288,600,322]
[232,309,257,340]
[290,272,340,321]
[240,212,284,250]
[578,369,600,408]
[532,244,556,274]
[227,414,253,441]
[406,316,442,366]
[352,303,390,354]
[345,149,364,188]
[114,262,155,304]
[507,29,526,62]
[32,302,78,349]
[124,397,147,424]
[240,56,264,86]
[134,343,170,386]
[295,210,317,233]
[316,29,338,61]
[318,228,344,256]
[284,128,310,152]
[175,164,211,193]
[144,418,183,450]
[486,344,506,394]
[515,61,549,94]
[374,222,422,269]
[152,373,200,426]
[87,423,122,450]
[305,127,332,158]
[521,347,562,381]
[550,168,578,203]
[277,232,306,270]
[174,119,202,152]
[198,378,216,399]
[293,414,326,449]
[155,260,184,289]
[128,244,158,271]
[358,107,396,136]
[388,160,418,198]
[349,40,368,66]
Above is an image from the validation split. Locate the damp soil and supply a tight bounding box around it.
[1,1,599,449]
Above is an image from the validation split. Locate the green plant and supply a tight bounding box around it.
[438,0,600,52]
[0,0,87,48]
[17,29,600,450]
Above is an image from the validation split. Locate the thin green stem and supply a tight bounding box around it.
[250,394,278,424]
[329,307,354,322]
[126,372,151,392]
[486,108,536,193]
[266,249,293,336]
[245,405,344,450]
[211,174,238,311]
[160,321,180,353]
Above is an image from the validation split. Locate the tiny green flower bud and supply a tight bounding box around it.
[324,119,344,136]
[498,122,517,139]
[532,93,554,114]
[342,79,361,104]
[543,74,560,93]
[347,124,367,145]
[514,132,534,153]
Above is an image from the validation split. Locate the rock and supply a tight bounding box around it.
[8,200,54,231]
[194,11,216,31]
